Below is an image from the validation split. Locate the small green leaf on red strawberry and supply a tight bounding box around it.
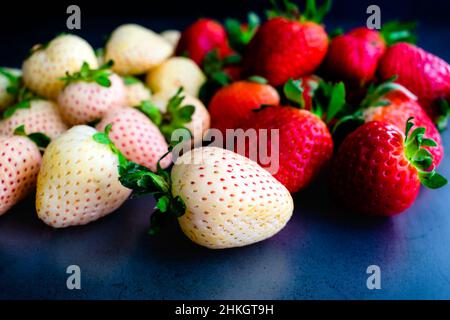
[284,78,305,107]
[225,12,260,53]
[381,21,417,46]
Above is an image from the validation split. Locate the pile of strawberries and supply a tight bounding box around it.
[0,0,449,250]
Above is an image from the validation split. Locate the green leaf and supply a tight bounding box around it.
[138,100,163,126]
[177,105,195,122]
[123,76,141,86]
[225,12,260,53]
[283,78,304,107]
[2,100,31,119]
[156,196,170,212]
[325,82,346,123]
[61,61,114,87]
[435,98,449,132]
[419,171,448,189]
[381,21,417,45]
[94,76,112,87]
[13,125,51,149]
[248,75,268,84]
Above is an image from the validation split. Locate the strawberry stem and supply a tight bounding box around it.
[267,0,332,23]
[60,60,114,87]
[13,125,51,150]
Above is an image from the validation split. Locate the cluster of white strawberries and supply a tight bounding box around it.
[0,24,294,249]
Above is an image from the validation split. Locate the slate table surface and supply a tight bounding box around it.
[0,18,449,300]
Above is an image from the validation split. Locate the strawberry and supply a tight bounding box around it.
[208,79,280,134]
[323,22,416,85]
[122,76,152,107]
[105,24,173,76]
[360,80,444,167]
[242,0,330,86]
[96,107,171,172]
[378,42,450,123]
[151,89,210,146]
[36,125,132,228]
[176,19,233,65]
[0,67,21,111]
[22,34,98,99]
[160,30,181,48]
[146,57,206,98]
[330,119,447,216]
[57,61,126,125]
[118,146,294,249]
[0,127,49,216]
[0,99,68,140]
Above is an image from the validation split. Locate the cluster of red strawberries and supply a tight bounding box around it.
[0,0,448,249]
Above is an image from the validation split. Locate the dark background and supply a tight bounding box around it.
[1,0,449,67]
[1,0,450,300]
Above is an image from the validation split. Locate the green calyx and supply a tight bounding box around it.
[14,125,51,151]
[123,76,142,86]
[60,60,114,87]
[2,87,41,119]
[225,12,260,53]
[267,0,332,24]
[404,117,447,189]
[0,67,21,96]
[381,21,417,46]
[137,88,195,144]
[93,124,185,235]
[435,98,449,132]
[360,75,417,110]
[284,78,347,124]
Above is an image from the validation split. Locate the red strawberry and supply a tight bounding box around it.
[324,23,417,86]
[208,79,280,134]
[0,126,49,216]
[96,107,172,172]
[360,81,443,167]
[239,105,333,193]
[378,42,450,122]
[242,0,330,86]
[176,19,233,65]
[330,119,447,216]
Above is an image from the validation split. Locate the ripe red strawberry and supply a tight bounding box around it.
[378,42,450,122]
[0,126,49,216]
[58,61,126,125]
[176,18,233,65]
[242,0,330,86]
[330,119,447,216]
[360,81,443,167]
[96,107,172,172]
[208,79,280,134]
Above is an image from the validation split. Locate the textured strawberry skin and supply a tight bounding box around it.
[0,136,42,216]
[241,106,333,193]
[363,91,444,167]
[330,121,421,216]
[176,19,232,65]
[0,100,68,140]
[324,28,385,85]
[378,43,450,118]
[172,147,294,249]
[96,107,172,172]
[243,17,329,86]
[209,81,280,134]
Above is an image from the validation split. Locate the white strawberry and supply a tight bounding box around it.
[0,99,68,139]
[0,67,21,111]
[122,76,152,107]
[160,30,181,48]
[146,57,206,97]
[0,127,50,216]
[105,24,173,76]
[151,89,210,146]
[57,61,126,125]
[36,125,131,228]
[96,107,171,172]
[119,146,294,249]
[22,34,98,99]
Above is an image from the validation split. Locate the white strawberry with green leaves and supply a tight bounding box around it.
[36,125,131,228]
[119,146,294,249]
[0,96,68,139]
[96,107,171,172]
[122,76,152,107]
[105,24,173,76]
[0,126,50,216]
[22,34,98,99]
[0,67,21,111]
[151,89,210,146]
[57,61,126,125]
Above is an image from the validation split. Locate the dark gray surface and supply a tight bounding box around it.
[0,128,449,300]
